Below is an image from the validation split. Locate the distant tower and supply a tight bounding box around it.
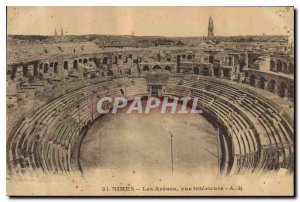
[60,28,65,42]
[54,28,58,37]
[54,28,59,42]
[208,16,214,39]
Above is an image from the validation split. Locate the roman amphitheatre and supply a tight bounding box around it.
[6,17,294,182]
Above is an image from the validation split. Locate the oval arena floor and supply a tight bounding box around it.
[80,102,218,180]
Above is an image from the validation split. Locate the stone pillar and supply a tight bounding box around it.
[273,85,279,95]
[263,80,269,90]
[68,59,74,72]
[273,60,277,72]
[58,61,67,77]
[220,69,224,77]
[288,87,294,101]
[284,89,289,100]
[210,68,214,77]
[27,64,34,77]
[255,79,260,88]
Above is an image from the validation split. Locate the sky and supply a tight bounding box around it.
[7,7,294,37]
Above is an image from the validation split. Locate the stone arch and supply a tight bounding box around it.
[208,55,214,64]
[73,60,78,71]
[228,57,233,66]
[214,65,220,77]
[278,82,287,98]
[33,64,38,76]
[224,68,230,78]
[127,68,131,75]
[64,61,69,70]
[187,55,193,60]
[270,60,275,71]
[43,63,49,73]
[276,60,282,72]
[268,79,276,93]
[202,67,209,76]
[83,58,88,64]
[239,59,246,72]
[90,73,96,79]
[102,57,108,65]
[250,75,256,86]
[259,76,266,89]
[107,69,113,76]
[143,66,149,71]
[165,66,172,72]
[153,65,162,71]
[21,65,28,77]
[54,62,58,73]
[10,66,17,80]
[194,67,199,75]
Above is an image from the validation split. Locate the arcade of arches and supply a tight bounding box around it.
[249,74,293,101]
[8,51,294,102]
[270,59,294,74]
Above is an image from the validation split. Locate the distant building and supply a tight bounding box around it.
[54,28,65,43]
[102,40,138,48]
[208,16,214,39]
[175,41,185,46]
[154,39,174,47]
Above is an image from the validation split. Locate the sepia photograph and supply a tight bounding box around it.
[6,6,294,196]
